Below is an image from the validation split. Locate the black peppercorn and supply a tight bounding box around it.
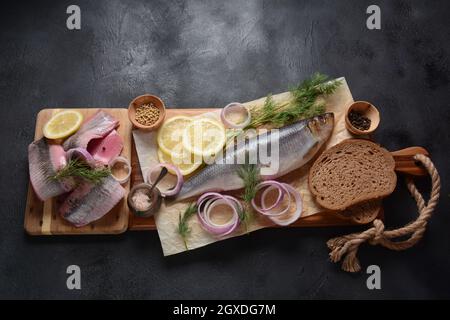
[349,110,371,131]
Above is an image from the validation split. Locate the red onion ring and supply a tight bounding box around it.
[197,193,237,234]
[251,181,291,217]
[221,102,251,129]
[266,183,303,226]
[260,185,284,212]
[251,180,302,225]
[147,163,183,197]
[197,192,241,236]
[108,156,131,184]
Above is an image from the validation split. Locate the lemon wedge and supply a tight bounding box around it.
[182,118,226,157]
[43,110,84,140]
[157,148,202,176]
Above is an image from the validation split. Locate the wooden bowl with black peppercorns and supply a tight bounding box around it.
[345,101,380,135]
[128,94,166,131]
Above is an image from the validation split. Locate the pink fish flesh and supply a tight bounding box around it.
[87,130,123,165]
[60,176,125,227]
[63,111,119,150]
[28,138,75,201]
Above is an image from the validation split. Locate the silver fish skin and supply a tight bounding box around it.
[60,175,125,227]
[175,113,334,201]
[63,111,119,150]
[28,138,75,201]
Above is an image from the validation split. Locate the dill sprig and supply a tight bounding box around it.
[178,203,198,250]
[248,73,342,128]
[237,162,260,232]
[51,159,110,184]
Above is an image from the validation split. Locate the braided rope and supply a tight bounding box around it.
[327,154,441,273]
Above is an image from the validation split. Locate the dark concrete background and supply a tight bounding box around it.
[0,0,449,299]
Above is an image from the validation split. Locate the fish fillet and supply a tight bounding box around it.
[63,111,119,150]
[65,147,98,167]
[60,176,125,227]
[176,113,334,201]
[28,138,75,201]
[87,130,123,165]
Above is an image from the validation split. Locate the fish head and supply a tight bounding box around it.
[307,112,334,141]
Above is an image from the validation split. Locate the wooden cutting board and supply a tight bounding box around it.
[24,108,131,235]
[25,108,428,235]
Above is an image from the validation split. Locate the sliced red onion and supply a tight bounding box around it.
[251,181,291,217]
[147,163,183,197]
[197,192,241,237]
[221,102,251,129]
[108,156,131,184]
[260,185,284,212]
[251,180,302,225]
[66,148,97,167]
[267,183,303,226]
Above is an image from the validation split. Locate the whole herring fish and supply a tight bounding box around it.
[175,113,334,201]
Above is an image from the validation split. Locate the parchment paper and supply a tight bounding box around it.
[133,77,353,256]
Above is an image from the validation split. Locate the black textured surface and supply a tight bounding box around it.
[0,0,449,299]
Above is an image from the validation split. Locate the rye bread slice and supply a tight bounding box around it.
[308,139,396,211]
[340,200,382,224]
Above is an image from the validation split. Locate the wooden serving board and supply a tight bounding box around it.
[25,108,428,235]
[128,109,389,231]
[24,108,132,235]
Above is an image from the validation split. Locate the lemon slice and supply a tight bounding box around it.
[157,116,193,156]
[157,148,202,176]
[182,118,226,157]
[43,110,84,139]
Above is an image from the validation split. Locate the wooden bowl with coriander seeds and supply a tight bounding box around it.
[345,101,380,135]
[128,94,166,131]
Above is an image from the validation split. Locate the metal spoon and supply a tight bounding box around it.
[148,167,168,194]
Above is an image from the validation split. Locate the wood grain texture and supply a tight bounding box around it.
[392,146,429,176]
[24,108,131,235]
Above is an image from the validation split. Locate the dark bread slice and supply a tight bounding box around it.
[308,139,396,211]
[340,200,382,224]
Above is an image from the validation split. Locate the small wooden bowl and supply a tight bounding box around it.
[345,101,380,135]
[128,94,166,131]
[127,183,162,218]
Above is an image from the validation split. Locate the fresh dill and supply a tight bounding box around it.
[247,73,342,128]
[177,203,198,250]
[237,162,260,232]
[51,159,110,184]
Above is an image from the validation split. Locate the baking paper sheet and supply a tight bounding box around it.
[133,77,353,256]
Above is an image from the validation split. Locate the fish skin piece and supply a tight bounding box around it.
[28,138,75,201]
[65,147,98,167]
[175,113,334,201]
[60,175,125,227]
[63,111,119,151]
[87,130,124,165]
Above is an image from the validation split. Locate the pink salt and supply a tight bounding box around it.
[131,189,152,211]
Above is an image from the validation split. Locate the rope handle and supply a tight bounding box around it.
[327,154,441,273]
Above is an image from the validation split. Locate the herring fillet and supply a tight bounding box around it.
[60,176,125,227]
[28,138,74,201]
[87,130,124,165]
[63,111,119,150]
[176,113,334,201]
